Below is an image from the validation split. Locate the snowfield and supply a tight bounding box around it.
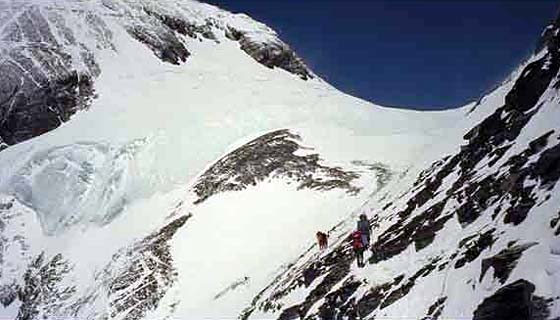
[0,0,559,319]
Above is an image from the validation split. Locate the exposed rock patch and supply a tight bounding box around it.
[454,229,497,269]
[370,199,451,263]
[193,129,361,204]
[16,253,75,320]
[226,27,312,80]
[356,280,395,317]
[379,257,440,310]
[103,214,191,320]
[144,8,217,41]
[315,277,362,320]
[0,4,101,147]
[0,71,95,145]
[551,210,560,236]
[240,245,354,319]
[424,297,447,320]
[277,251,353,319]
[127,25,190,65]
[480,242,538,283]
[531,142,560,188]
[473,280,550,320]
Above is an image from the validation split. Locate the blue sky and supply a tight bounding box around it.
[206,0,558,110]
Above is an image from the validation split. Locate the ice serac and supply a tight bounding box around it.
[7,139,152,235]
[0,1,559,320]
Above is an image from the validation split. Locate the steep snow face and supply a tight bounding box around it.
[242,15,560,320]
[0,1,557,320]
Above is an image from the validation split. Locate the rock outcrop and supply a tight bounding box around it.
[193,129,360,204]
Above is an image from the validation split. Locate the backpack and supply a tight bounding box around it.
[351,231,363,249]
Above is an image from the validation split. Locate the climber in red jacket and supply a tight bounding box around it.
[351,230,365,268]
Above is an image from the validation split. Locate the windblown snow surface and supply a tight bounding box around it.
[0,1,559,319]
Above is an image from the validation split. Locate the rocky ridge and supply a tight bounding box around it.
[240,13,560,320]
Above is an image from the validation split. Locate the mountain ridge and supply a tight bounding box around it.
[240,12,560,319]
[0,1,558,319]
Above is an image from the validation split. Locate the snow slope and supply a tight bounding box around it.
[242,15,560,320]
[0,0,558,319]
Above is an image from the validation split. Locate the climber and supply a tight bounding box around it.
[316,231,328,250]
[351,230,365,268]
[357,214,372,249]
